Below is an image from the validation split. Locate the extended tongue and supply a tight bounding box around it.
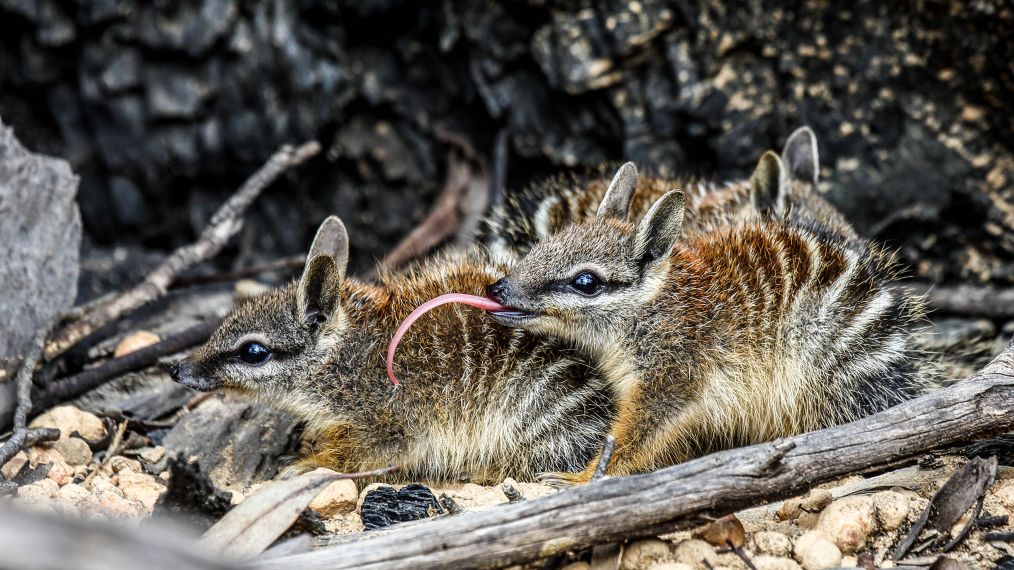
[386,293,510,385]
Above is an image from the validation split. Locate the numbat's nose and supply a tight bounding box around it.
[486,278,511,304]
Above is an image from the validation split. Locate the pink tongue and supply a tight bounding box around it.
[386,293,510,385]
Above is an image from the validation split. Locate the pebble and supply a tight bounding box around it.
[29,405,106,441]
[117,470,165,511]
[90,475,125,498]
[872,491,910,531]
[58,483,90,503]
[752,556,802,570]
[14,478,59,506]
[109,456,143,474]
[752,531,792,557]
[1,451,27,479]
[693,514,746,548]
[621,538,672,570]
[992,481,1014,512]
[793,531,842,570]
[53,437,93,466]
[138,446,166,464]
[815,495,876,553]
[85,490,147,518]
[114,330,161,357]
[26,447,73,485]
[647,564,692,570]
[799,489,832,513]
[672,539,717,570]
[307,468,359,518]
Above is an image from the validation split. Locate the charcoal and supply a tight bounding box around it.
[360,483,441,530]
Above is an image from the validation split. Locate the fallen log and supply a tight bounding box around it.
[257,342,1014,570]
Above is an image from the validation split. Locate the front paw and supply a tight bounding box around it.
[538,470,592,488]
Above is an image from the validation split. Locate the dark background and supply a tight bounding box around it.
[1,0,1011,289]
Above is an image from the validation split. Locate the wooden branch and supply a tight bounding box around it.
[43,142,320,361]
[256,344,1014,570]
[172,255,306,288]
[35,317,225,410]
[0,318,63,492]
[900,282,1014,319]
[366,147,490,278]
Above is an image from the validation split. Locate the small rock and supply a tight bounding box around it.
[672,539,717,570]
[694,514,746,548]
[116,470,165,511]
[873,491,910,531]
[28,405,105,441]
[53,437,93,466]
[58,482,90,503]
[800,489,833,513]
[26,447,73,485]
[793,531,841,570]
[109,456,142,473]
[841,555,858,567]
[752,531,792,557]
[138,446,166,464]
[815,495,876,553]
[753,556,802,570]
[114,330,161,357]
[1,451,27,479]
[647,564,692,570]
[621,538,672,570]
[87,489,147,518]
[15,478,59,505]
[797,511,819,529]
[89,475,124,498]
[992,481,1014,512]
[235,279,271,300]
[307,468,359,518]
[776,497,802,521]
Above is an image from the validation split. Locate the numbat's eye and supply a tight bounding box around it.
[238,342,273,365]
[569,272,603,295]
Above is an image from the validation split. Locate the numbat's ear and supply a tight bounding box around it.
[597,162,638,220]
[297,216,349,326]
[634,190,686,264]
[750,151,786,214]
[781,126,819,186]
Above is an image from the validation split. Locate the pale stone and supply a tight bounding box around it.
[28,405,105,441]
[648,564,693,570]
[15,478,59,505]
[26,446,73,485]
[793,531,841,570]
[58,482,90,503]
[138,446,166,464]
[1,451,27,479]
[873,491,910,531]
[89,475,124,498]
[109,456,142,473]
[672,539,717,570]
[621,538,672,570]
[307,468,359,518]
[815,495,877,553]
[114,331,160,357]
[53,437,92,466]
[799,489,832,513]
[235,279,271,300]
[116,470,165,511]
[752,531,792,557]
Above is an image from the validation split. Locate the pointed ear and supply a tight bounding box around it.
[781,126,819,185]
[750,151,785,214]
[634,190,686,264]
[597,162,638,220]
[297,216,349,326]
[307,216,349,282]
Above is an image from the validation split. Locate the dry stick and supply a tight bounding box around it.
[172,255,307,288]
[0,321,63,492]
[43,142,321,361]
[35,317,225,410]
[365,148,490,278]
[900,282,1014,319]
[256,345,1014,570]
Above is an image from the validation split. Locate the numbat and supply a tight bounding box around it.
[170,217,613,482]
[481,126,854,258]
[485,166,934,484]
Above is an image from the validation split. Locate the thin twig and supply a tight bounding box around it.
[365,144,490,278]
[592,436,616,481]
[44,141,320,361]
[0,318,64,492]
[172,255,306,288]
[36,318,224,410]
